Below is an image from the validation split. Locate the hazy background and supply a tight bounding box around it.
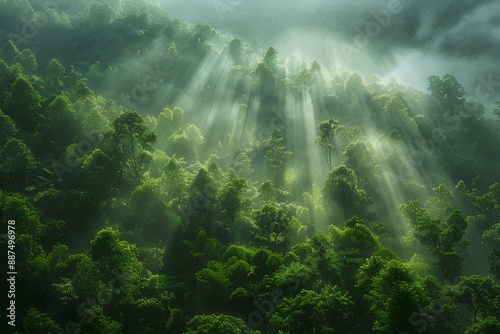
[159,0,500,114]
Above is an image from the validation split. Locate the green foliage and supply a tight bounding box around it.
[195,263,232,308]
[399,199,468,279]
[494,101,500,121]
[0,138,37,190]
[270,285,354,333]
[428,74,466,108]
[253,204,290,248]
[90,227,143,283]
[22,308,62,334]
[315,118,339,168]
[263,128,293,183]
[78,306,122,334]
[425,183,456,220]
[469,182,500,233]
[110,110,156,183]
[465,316,500,334]
[215,177,247,236]
[343,141,377,190]
[452,275,500,324]
[89,2,116,26]
[0,4,498,333]
[368,260,429,334]
[43,94,80,146]
[323,165,370,219]
[186,314,247,334]
[3,75,41,131]
[46,58,66,88]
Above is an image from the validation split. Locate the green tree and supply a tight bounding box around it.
[465,317,500,334]
[315,118,339,169]
[1,40,21,65]
[110,110,156,183]
[425,183,456,220]
[263,47,278,69]
[382,96,417,137]
[89,2,116,26]
[90,227,143,284]
[161,157,188,209]
[228,38,243,64]
[16,48,37,73]
[44,94,80,146]
[388,128,403,148]
[253,204,290,249]
[343,141,377,189]
[0,190,40,237]
[194,263,232,309]
[368,260,429,334]
[166,41,180,61]
[323,165,369,219]
[128,179,175,242]
[186,314,247,334]
[253,61,275,95]
[470,182,500,234]
[453,275,500,324]
[337,216,379,255]
[76,79,94,99]
[63,254,105,302]
[81,148,119,194]
[494,101,500,121]
[256,180,277,205]
[427,74,466,110]
[3,75,42,131]
[46,58,66,89]
[0,138,37,190]
[399,201,468,279]
[214,178,247,242]
[22,308,62,334]
[343,72,367,102]
[78,306,122,334]
[233,152,253,178]
[270,284,354,333]
[0,109,17,145]
[263,128,292,184]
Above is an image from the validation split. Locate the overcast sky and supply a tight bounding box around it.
[158,0,500,112]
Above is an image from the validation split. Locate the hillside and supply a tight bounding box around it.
[0,1,499,333]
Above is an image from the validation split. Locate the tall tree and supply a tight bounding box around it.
[186,314,247,334]
[46,58,66,91]
[315,118,339,169]
[494,101,500,121]
[110,110,156,183]
[270,284,354,333]
[214,177,247,242]
[44,94,80,146]
[368,260,429,334]
[343,141,377,189]
[3,75,42,131]
[0,109,18,145]
[263,128,292,184]
[323,165,369,219]
[22,308,62,334]
[1,40,21,65]
[253,203,290,249]
[427,74,466,111]
[452,275,500,324]
[469,182,500,234]
[89,2,116,26]
[0,138,37,191]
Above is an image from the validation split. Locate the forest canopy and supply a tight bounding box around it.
[0,1,499,334]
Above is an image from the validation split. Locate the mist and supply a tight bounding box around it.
[161,0,500,113]
[1,1,499,333]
